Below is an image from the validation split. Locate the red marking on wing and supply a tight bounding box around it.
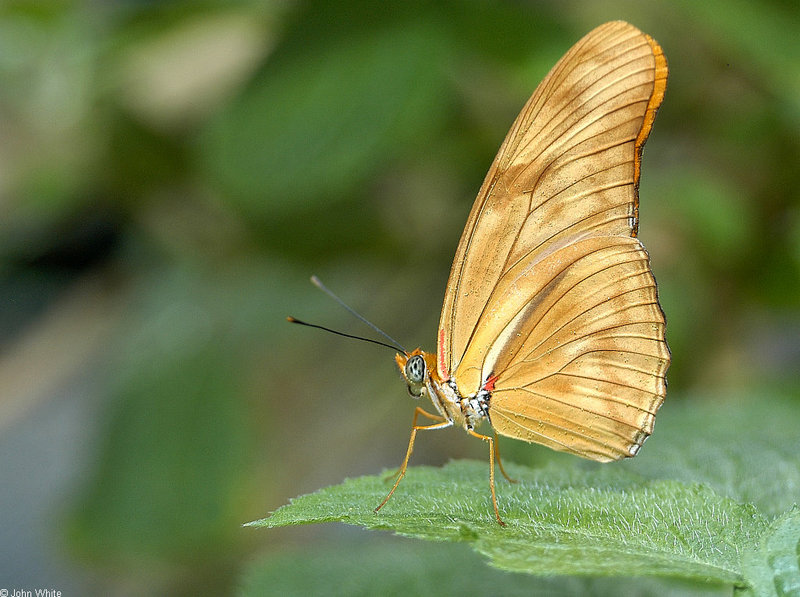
[482,375,499,393]
[438,328,449,380]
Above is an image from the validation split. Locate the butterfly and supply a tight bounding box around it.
[375,21,671,526]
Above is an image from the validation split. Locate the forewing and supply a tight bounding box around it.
[437,21,668,379]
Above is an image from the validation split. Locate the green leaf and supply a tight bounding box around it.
[199,21,451,220]
[249,396,800,592]
[66,264,271,563]
[240,539,731,597]
[740,508,800,597]
[250,460,764,585]
[627,397,800,519]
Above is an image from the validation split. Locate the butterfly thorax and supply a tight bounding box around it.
[395,349,489,431]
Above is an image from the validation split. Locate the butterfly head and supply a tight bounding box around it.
[395,348,437,398]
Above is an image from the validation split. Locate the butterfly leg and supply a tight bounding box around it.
[493,431,517,484]
[381,407,445,482]
[375,408,452,514]
[468,429,506,526]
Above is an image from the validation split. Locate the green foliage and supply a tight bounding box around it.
[240,540,731,597]
[200,21,452,221]
[250,397,800,594]
[67,266,263,563]
[741,509,800,597]
[253,463,761,583]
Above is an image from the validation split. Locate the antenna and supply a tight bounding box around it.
[286,276,407,353]
[308,276,407,352]
[287,317,401,352]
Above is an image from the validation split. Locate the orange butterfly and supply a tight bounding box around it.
[293,20,670,525]
[376,21,670,525]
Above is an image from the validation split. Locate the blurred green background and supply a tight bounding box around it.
[0,0,798,595]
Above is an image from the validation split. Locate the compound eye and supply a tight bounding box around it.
[405,355,426,383]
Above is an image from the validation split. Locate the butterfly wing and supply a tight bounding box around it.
[437,21,669,460]
[475,234,669,461]
[438,21,668,384]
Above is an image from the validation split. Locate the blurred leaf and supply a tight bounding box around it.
[250,396,800,592]
[68,338,253,562]
[116,9,273,133]
[65,261,291,563]
[240,539,730,597]
[663,170,755,267]
[672,0,800,122]
[0,6,104,222]
[199,21,452,220]
[443,1,565,64]
[740,508,800,597]
[626,396,800,519]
